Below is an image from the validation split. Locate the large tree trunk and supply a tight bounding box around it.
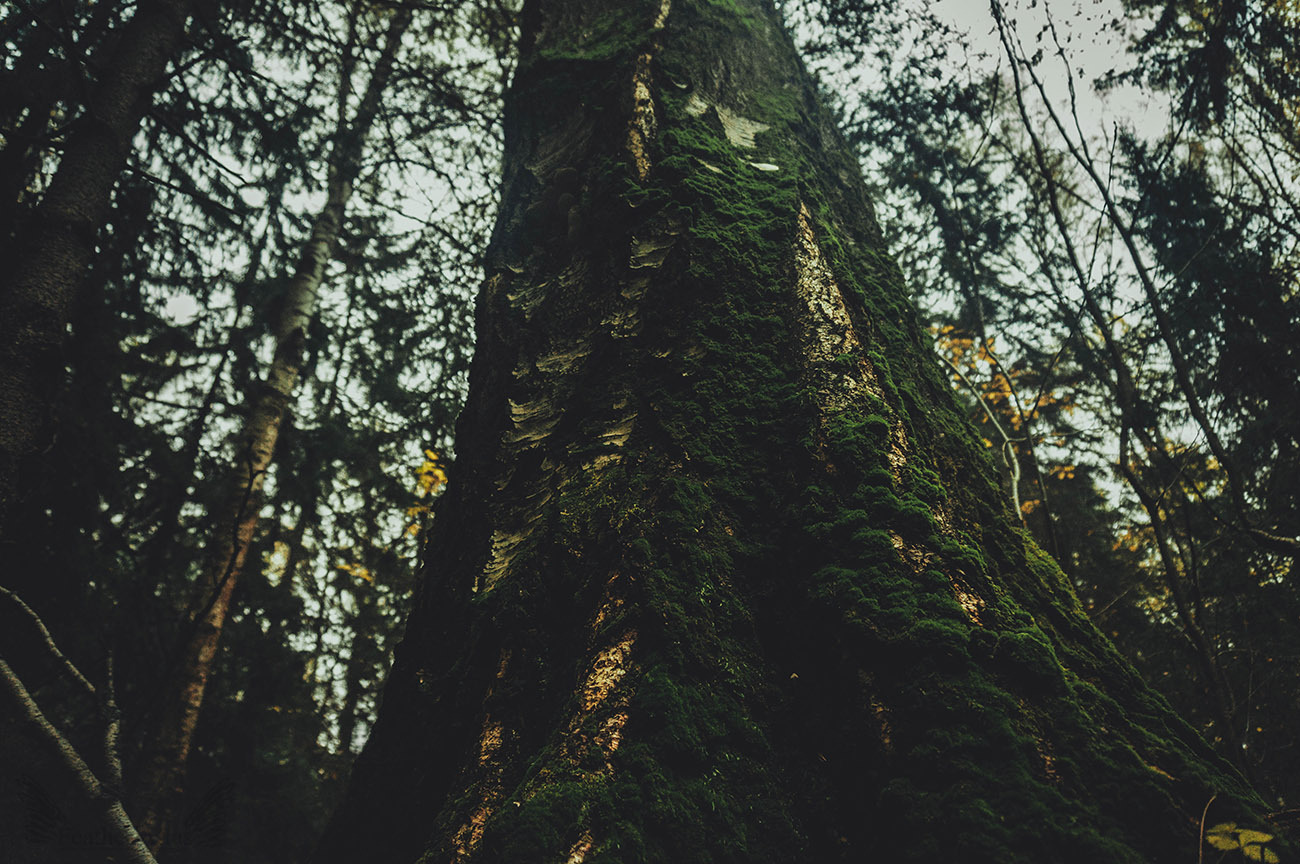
[315,1,1282,862]
[0,0,196,542]
[128,10,412,849]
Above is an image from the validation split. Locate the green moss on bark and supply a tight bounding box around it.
[318,1,1287,863]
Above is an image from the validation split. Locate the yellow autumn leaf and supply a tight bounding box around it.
[337,561,374,583]
[414,449,449,496]
[1207,835,1238,851]
[1243,843,1280,863]
[1206,823,1240,851]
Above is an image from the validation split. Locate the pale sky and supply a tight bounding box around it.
[933,0,1169,142]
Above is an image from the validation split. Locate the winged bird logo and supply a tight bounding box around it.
[17,775,235,850]
[170,777,235,849]
[17,775,68,844]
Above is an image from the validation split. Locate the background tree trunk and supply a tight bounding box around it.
[128,9,413,849]
[313,0,1281,860]
[0,0,196,542]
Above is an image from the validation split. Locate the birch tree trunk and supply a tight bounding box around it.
[314,1,1285,862]
[0,0,196,544]
[128,9,413,850]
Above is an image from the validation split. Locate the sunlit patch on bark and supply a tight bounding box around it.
[797,204,986,624]
[595,710,629,756]
[792,202,883,407]
[627,52,658,181]
[536,341,593,375]
[505,279,545,316]
[453,711,511,861]
[448,651,518,860]
[565,830,595,864]
[554,592,638,764]
[580,453,623,472]
[890,530,985,625]
[871,697,893,751]
[581,630,636,711]
[596,411,636,449]
[478,718,503,766]
[625,0,671,181]
[947,574,986,625]
[608,214,682,336]
[794,200,918,488]
[493,648,512,684]
[795,204,990,627]
[453,802,493,862]
[652,0,671,30]
[794,203,918,486]
[481,528,529,592]
[590,574,627,633]
[504,397,561,447]
[630,232,674,269]
[1039,739,1059,783]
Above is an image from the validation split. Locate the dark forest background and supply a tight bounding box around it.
[1,0,1296,860]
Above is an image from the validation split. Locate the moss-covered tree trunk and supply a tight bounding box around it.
[315,1,1283,861]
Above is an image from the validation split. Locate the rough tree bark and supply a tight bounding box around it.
[0,0,197,544]
[315,1,1282,862]
[128,9,413,850]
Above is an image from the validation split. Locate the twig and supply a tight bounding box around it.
[102,653,125,795]
[1199,794,1217,864]
[0,584,96,697]
[939,353,1025,520]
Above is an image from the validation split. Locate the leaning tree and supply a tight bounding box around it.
[314,0,1285,861]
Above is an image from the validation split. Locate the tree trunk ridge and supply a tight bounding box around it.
[315,1,1280,862]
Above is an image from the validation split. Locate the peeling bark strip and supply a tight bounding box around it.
[0,0,197,545]
[314,1,1283,862]
[129,11,414,851]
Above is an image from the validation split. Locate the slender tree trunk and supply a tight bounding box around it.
[315,1,1283,862]
[0,0,197,543]
[128,10,412,850]
[335,644,367,755]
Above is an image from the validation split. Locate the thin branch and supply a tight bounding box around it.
[0,584,95,697]
[939,353,1024,520]
[101,653,125,795]
[1199,794,1217,864]
[0,657,157,864]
